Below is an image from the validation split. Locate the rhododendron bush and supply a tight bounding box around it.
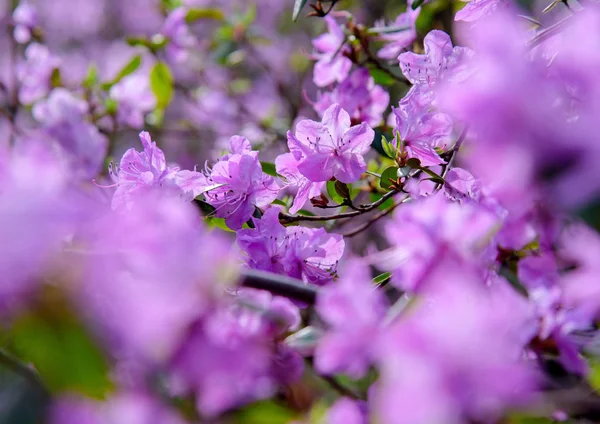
[2,0,600,422]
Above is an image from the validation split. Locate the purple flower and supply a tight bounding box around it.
[169,292,302,417]
[161,7,197,63]
[312,16,352,87]
[398,30,473,88]
[109,131,205,209]
[202,136,279,230]
[443,167,480,201]
[12,1,38,44]
[78,195,235,363]
[455,0,511,22]
[374,258,537,424]
[327,398,368,424]
[381,194,499,292]
[32,88,107,179]
[49,393,186,424]
[392,86,453,166]
[237,208,344,285]
[17,43,61,105]
[287,104,374,183]
[109,73,156,129]
[376,2,420,60]
[313,68,390,127]
[275,153,324,214]
[315,261,387,378]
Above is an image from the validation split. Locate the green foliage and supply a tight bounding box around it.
[50,68,62,88]
[368,66,397,87]
[185,8,224,23]
[233,400,296,423]
[373,272,392,286]
[261,161,278,177]
[101,55,142,90]
[150,62,174,110]
[83,64,98,89]
[8,310,112,398]
[380,166,399,190]
[327,180,345,205]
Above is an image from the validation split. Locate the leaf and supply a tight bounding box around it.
[292,0,309,21]
[285,326,322,356]
[101,55,142,90]
[589,357,600,393]
[8,312,112,398]
[367,25,411,35]
[406,157,421,169]
[327,180,345,205]
[372,272,391,285]
[380,166,399,190]
[261,161,278,177]
[205,217,235,232]
[381,135,397,159]
[83,64,98,89]
[150,62,174,109]
[334,180,351,200]
[234,400,296,424]
[420,167,445,185]
[368,66,396,87]
[412,0,425,9]
[50,68,62,88]
[104,98,118,115]
[297,209,316,216]
[271,199,287,207]
[185,8,224,23]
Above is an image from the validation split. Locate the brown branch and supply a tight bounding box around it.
[240,268,318,304]
[341,196,409,237]
[279,189,400,223]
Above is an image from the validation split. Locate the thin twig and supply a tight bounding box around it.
[341,196,409,237]
[279,189,399,223]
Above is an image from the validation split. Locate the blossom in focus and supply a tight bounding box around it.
[287,104,374,183]
[313,68,390,127]
[109,73,157,129]
[315,261,387,378]
[17,43,61,104]
[312,16,352,87]
[12,0,38,44]
[202,136,279,230]
[275,153,324,214]
[109,131,205,209]
[392,86,453,166]
[398,30,473,88]
[375,258,537,424]
[237,208,344,285]
[32,88,107,179]
[376,2,420,60]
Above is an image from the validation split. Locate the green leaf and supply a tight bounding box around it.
[205,217,235,232]
[420,167,445,185]
[105,98,118,115]
[185,8,224,23]
[372,272,391,285]
[83,64,98,89]
[271,199,287,207]
[406,157,421,169]
[150,62,174,109]
[368,66,396,87]
[8,312,112,398]
[292,0,309,21]
[380,166,399,190]
[589,357,600,393]
[50,68,62,88]
[370,192,394,210]
[101,55,142,90]
[233,400,296,424]
[412,0,425,9]
[327,180,345,205]
[297,209,316,216]
[381,135,397,159]
[334,180,351,200]
[261,161,278,177]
